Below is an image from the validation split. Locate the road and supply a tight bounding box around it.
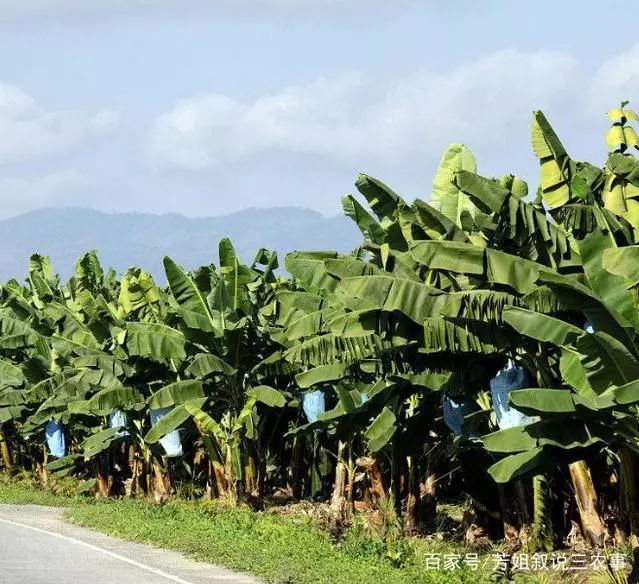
[0,504,258,584]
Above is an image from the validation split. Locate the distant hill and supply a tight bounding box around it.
[0,207,361,281]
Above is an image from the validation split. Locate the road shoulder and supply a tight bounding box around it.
[0,504,258,584]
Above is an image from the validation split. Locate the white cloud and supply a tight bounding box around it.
[0,170,90,218]
[0,0,393,22]
[589,45,639,112]
[0,82,119,165]
[149,50,580,172]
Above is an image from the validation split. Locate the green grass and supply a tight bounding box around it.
[0,475,605,584]
[0,472,75,506]
[69,499,496,584]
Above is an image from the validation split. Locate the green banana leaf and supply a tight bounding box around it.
[126,322,186,362]
[145,398,207,443]
[164,257,216,332]
[147,380,204,409]
[430,143,477,225]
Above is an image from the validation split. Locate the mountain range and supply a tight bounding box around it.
[0,207,362,282]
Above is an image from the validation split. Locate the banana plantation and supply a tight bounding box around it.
[3,102,639,557]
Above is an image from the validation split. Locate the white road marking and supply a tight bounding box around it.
[0,516,236,584]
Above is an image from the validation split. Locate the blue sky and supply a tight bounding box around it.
[0,1,638,219]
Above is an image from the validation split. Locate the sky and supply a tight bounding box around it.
[0,0,638,219]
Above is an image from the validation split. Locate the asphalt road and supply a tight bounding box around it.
[0,504,258,584]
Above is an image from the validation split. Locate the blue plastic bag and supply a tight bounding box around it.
[45,419,66,459]
[109,410,130,438]
[149,408,183,458]
[302,390,325,423]
[490,360,535,430]
[442,397,477,436]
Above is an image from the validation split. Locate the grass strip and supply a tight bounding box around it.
[0,475,585,584]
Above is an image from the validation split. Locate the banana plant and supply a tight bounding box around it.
[269,155,532,531]
[295,109,638,543]
[435,105,639,546]
[155,239,290,501]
